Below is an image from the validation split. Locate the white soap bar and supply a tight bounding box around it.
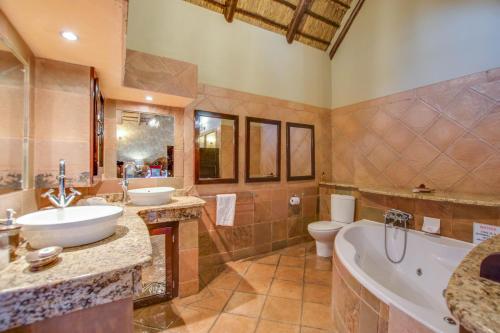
[422,217,440,234]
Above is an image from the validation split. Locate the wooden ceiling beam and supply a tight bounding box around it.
[236,8,330,48]
[286,0,312,44]
[329,0,365,59]
[270,0,340,28]
[306,10,340,28]
[329,0,350,10]
[224,0,238,22]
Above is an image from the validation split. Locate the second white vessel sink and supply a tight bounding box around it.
[127,187,175,206]
[16,205,123,249]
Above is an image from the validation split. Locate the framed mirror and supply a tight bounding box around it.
[286,122,315,181]
[0,38,27,193]
[245,117,281,182]
[195,110,239,184]
[116,110,175,178]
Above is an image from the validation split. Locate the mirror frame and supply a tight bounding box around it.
[194,110,239,184]
[286,122,315,181]
[245,117,281,183]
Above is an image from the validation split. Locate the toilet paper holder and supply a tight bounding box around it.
[289,194,301,206]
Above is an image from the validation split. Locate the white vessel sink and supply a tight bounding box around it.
[15,205,123,249]
[127,187,175,206]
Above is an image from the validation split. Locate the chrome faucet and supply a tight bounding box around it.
[0,209,16,225]
[42,159,81,208]
[384,209,413,228]
[120,161,136,203]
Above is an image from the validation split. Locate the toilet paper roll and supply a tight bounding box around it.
[289,196,301,206]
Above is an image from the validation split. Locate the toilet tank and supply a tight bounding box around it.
[331,194,355,223]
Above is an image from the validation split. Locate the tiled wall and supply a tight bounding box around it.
[331,68,500,196]
[124,49,197,99]
[33,58,92,188]
[183,84,333,267]
[320,185,500,243]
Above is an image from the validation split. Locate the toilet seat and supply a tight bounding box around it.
[308,221,345,232]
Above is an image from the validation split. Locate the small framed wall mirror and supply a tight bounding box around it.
[245,117,281,182]
[116,110,175,178]
[0,38,28,193]
[194,110,239,184]
[286,122,315,181]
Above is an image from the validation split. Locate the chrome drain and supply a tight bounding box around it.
[416,268,423,276]
[443,317,457,325]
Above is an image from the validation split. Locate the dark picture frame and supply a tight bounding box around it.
[286,122,315,181]
[245,117,281,183]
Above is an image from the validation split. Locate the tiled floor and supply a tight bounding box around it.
[134,242,335,333]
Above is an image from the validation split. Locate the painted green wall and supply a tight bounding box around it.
[127,0,332,108]
[331,0,500,108]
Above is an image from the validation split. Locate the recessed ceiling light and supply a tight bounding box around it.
[60,31,78,41]
[145,96,153,101]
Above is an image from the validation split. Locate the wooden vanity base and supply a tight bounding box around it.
[5,298,133,333]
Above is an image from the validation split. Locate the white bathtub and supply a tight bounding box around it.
[334,220,473,333]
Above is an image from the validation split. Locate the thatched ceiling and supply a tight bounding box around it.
[184,0,359,56]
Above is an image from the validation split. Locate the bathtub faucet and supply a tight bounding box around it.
[384,209,413,228]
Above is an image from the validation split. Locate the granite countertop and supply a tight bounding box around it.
[0,195,205,330]
[445,235,500,333]
[318,182,500,207]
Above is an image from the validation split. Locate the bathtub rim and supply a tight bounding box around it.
[334,219,473,333]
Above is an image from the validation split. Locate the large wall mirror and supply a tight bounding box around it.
[245,117,281,182]
[116,110,175,178]
[0,39,27,193]
[287,122,315,181]
[194,110,238,184]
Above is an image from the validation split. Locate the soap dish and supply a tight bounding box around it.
[25,246,62,270]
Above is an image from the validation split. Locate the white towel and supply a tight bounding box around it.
[216,193,236,226]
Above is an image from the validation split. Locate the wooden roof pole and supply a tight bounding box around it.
[329,0,365,59]
[224,0,238,22]
[286,0,311,43]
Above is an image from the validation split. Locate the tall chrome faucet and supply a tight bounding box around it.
[120,161,136,203]
[42,159,81,208]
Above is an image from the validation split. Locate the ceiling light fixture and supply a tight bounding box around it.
[60,30,79,41]
[145,96,153,101]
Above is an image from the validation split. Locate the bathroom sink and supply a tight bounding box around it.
[15,205,123,249]
[127,187,175,206]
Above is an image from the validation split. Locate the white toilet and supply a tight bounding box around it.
[308,194,355,257]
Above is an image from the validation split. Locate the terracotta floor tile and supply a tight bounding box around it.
[269,279,303,300]
[261,296,302,325]
[223,260,252,275]
[301,302,332,330]
[208,272,242,290]
[166,306,218,333]
[305,269,331,286]
[209,313,258,333]
[134,302,182,329]
[256,319,300,333]
[275,265,304,283]
[134,323,161,332]
[245,263,277,279]
[223,291,266,317]
[188,288,233,312]
[300,327,331,333]
[256,253,281,265]
[281,246,306,257]
[280,255,305,268]
[305,257,332,271]
[236,276,273,295]
[303,284,331,305]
